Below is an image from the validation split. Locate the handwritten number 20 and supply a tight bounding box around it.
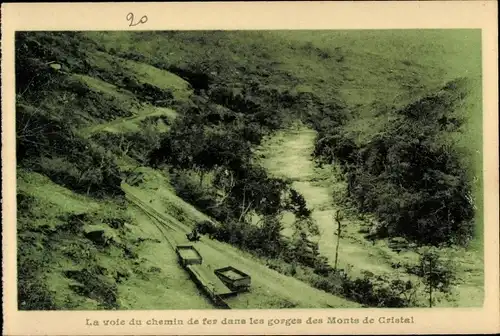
[127,12,148,27]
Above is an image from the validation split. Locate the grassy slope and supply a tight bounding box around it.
[17,35,358,309]
[79,49,189,136]
[83,30,482,193]
[17,41,216,309]
[18,169,217,310]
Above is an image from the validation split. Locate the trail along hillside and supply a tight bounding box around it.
[255,124,484,307]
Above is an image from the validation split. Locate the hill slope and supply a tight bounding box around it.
[16,31,359,309]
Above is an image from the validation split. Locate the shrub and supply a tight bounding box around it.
[65,266,119,309]
[17,245,56,310]
[17,104,123,198]
[341,272,419,307]
[170,170,219,213]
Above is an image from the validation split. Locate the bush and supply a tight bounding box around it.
[341,272,418,307]
[36,147,123,198]
[17,105,123,198]
[310,272,345,294]
[65,266,119,309]
[244,216,285,257]
[170,170,219,214]
[17,245,56,310]
[311,79,475,246]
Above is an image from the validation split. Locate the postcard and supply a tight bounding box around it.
[2,1,499,335]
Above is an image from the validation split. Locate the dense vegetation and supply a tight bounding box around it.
[16,32,125,198]
[313,78,476,246]
[147,65,320,261]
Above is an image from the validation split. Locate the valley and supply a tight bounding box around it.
[15,30,483,310]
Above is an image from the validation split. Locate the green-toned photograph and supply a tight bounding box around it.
[16,30,483,310]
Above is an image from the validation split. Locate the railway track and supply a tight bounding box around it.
[124,187,233,309]
[123,185,358,309]
[125,191,179,250]
[125,187,243,264]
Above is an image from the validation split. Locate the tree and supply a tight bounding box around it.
[211,167,236,207]
[333,210,345,271]
[259,216,285,258]
[285,189,312,219]
[288,229,315,266]
[224,164,289,221]
[417,247,457,307]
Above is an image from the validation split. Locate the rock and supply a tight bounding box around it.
[84,229,107,246]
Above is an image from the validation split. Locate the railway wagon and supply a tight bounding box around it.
[176,245,203,267]
[214,266,251,292]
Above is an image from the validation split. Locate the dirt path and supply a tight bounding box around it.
[256,125,398,277]
[80,106,176,137]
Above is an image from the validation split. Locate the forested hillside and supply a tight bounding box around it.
[16,30,482,310]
